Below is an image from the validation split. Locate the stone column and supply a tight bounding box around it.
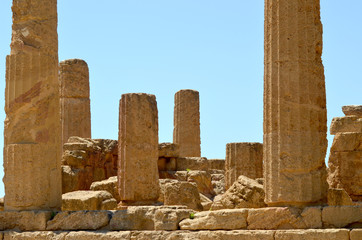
[173,89,201,157]
[263,0,328,206]
[4,0,61,210]
[225,142,263,190]
[118,93,160,207]
[59,59,91,146]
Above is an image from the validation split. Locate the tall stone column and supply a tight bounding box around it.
[59,59,91,146]
[225,142,263,190]
[173,89,201,157]
[263,0,328,206]
[118,93,160,207]
[3,0,61,210]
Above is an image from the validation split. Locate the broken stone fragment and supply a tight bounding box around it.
[62,190,115,211]
[342,105,362,117]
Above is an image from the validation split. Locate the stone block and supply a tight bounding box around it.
[90,176,119,202]
[176,157,209,171]
[154,207,191,230]
[330,133,362,152]
[208,159,225,170]
[225,142,263,190]
[327,188,353,206]
[200,193,213,211]
[187,170,215,198]
[62,191,114,211]
[173,89,201,157]
[109,206,157,230]
[342,105,362,117]
[158,157,177,171]
[274,229,350,240]
[158,143,179,157]
[322,206,362,228]
[330,116,362,135]
[4,231,67,240]
[118,93,160,203]
[351,229,362,240]
[65,231,131,240]
[247,207,322,230]
[0,211,51,231]
[47,211,111,230]
[179,209,248,230]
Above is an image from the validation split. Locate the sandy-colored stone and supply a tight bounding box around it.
[330,116,362,134]
[47,211,110,230]
[275,229,349,240]
[154,207,191,230]
[158,157,177,171]
[4,144,60,210]
[0,211,51,231]
[159,143,179,157]
[4,0,61,211]
[327,188,353,206]
[173,89,201,157]
[65,231,131,240]
[118,93,160,204]
[322,206,362,228]
[225,142,263,190]
[342,105,362,117]
[330,132,362,152]
[208,159,225,170]
[211,173,225,195]
[200,193,213,211]
[263,0,328,206]
[211,175,265,210]
[351,229,362,240]
[101,198,118,210]
[247,207,322,230]
[187,171,215,198]
[62,190,114,211]
[161,180,203,211]
[4,231,67,240]
[179,209,248,230]
[176,157,209,171]
[109,206,157,230]
[0,198,4,211]
[62,137,118,193]
[91,176,119,202]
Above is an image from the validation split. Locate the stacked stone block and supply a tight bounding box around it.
[173,89,201,157]
[225,142,263,190]
[328,105,362,201]
[3,0,61,210]
[59,59,91,146]
[263,0,328,206]
[118,93,160,207]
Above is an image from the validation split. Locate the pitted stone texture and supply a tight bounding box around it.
[327,188,353,206]
[62,191,114,211]
[0,211,51,231]
[225,142,263,190]
[4,0,61,210]
[60,98,91,147]
[200,193,213,211]
[109,206,156,230]
[4,231,67,240]
[322,206,362,228]
[91,176,119,202]
[187,171,215,199]
[47,211,111,230]
[263,0,328,206]
[173,90,201,157]
[330,116,362,134]
[4,144,60,210]
[159,179,203,211]
[179,209,248,230]
[65,231,131,240]
[59,59,90,98]
[342,105,362,117]
[247,207,322,230]
[274,229,349,240]
[211,175,265,210]
[154,207,191,230]
[62,137,118,194]
[118,93,160,203]
[159,143,179,158]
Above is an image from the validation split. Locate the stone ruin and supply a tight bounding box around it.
[0,0,361,239]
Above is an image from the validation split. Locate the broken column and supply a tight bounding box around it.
[328,105,362,201]
[173,89,201,157]
[59,59,91,146]
[225,142,263,190]
[263,0,328,206]
[118,93,160,207]
[3,0,61,210]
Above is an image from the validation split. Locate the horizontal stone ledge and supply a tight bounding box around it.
[0,229,355,240]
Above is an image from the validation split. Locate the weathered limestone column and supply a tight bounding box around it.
[118,93,160,207]
[263,0,328,206]
[173,89,201,157]
[225,142,263,190]
[59,59,91,146]
[3,0,61,210]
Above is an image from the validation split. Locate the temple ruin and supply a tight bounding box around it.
[0,0,361,239]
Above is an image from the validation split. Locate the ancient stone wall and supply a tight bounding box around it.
[3,0,61,210]
[263,0,328,206]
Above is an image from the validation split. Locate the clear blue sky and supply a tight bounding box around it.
[0,1,361,197]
